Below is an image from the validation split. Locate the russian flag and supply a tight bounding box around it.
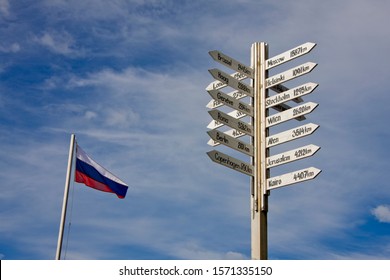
[75,145,129,199]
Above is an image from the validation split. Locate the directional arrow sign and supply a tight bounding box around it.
[208,128,246,147]
[266,144,320,168]
[266,42,316,70]
[267,89,307,121]
[209,109,253,136]
[266,123,319,148]
[267,167,321,191]
[206,71,247,91]
[206,90,247,109]
[266,82,318,109]
[208,129,254,156]
[265,62,317,89]
[207,150,254,176]
[272,103,306,121]
[270,83,303,104]
[208,89,253,116]
[266,102,318,127]
[207,109,246,130]
[209,68,254,97]
[209,50,254,78]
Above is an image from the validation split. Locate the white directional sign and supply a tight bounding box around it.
[272,103,306,121]
[266,144,320,168]
[207,109,246,130]
[206,90,247,109]
[208,89,253,116]
[266,102,318,127]
[265,62,317,89]
[209,109,253,136]
[266,42,316,70]
[266,123,319,148]
[270,83,303,104]
[208,128,246,147]
[267,167,321,190]
[209,50,254,78]
[208,129,254,156]
[209,68,254,97]
[207,150,254,176]
[266,82,318,109]
[206,71,247,91]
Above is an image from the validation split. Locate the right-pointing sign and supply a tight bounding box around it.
[265,62,317,89]
[267,167,322,190]
[266,144,320,168]
[266,102,318,127]
[266,123,320,148]
[265,82,318,109]
[266,42,316,70]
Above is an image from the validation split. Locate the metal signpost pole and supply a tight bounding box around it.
[251,42,269,260]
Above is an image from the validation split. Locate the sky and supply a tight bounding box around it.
[1,0,390,260]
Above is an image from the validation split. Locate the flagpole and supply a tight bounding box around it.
[56,134,76,260]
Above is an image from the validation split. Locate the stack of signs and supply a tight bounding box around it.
[206,42,321,191]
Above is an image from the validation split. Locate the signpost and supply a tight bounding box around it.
[205,42,321,260]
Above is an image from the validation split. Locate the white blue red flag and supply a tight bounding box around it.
[75,144,129,199]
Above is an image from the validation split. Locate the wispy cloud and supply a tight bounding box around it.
[0,43,20,53]
[33,30,84,57]
[0,0,9,17]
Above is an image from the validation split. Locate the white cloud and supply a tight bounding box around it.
[104,109,140,128]
[33,31,83,57]
[84,111,97,120]
[372,205,390,223]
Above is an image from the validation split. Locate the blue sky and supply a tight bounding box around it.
[1,0,390,260]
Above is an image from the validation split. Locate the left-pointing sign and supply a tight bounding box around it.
[209,109,253,136]
[208,89,254,116]
[206,90,247,109]
[207,129,254,156]
[209,68,254,97]
[207,109,246,130]
[209,50,254,78]
[206,72,247,91]
[207,150,254,176]
[208,128,246,147]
